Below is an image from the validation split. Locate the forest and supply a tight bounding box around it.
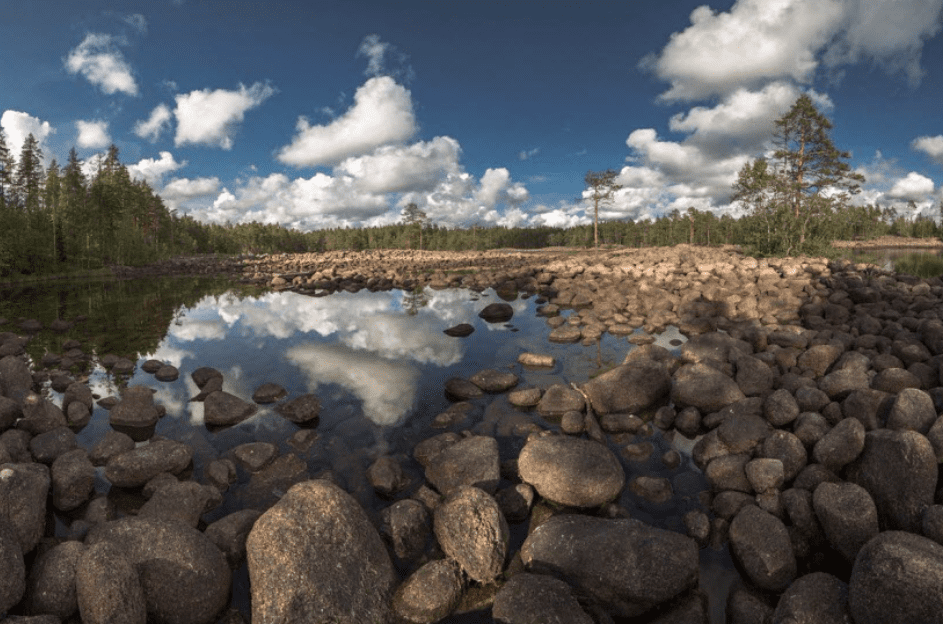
[1,95,940,279]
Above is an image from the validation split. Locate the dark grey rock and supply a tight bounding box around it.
[793,412,830,448]
[204,391,257,427]
[535,383,584,417]
[425,435,500,496]
[154,365,179,382]
[443,323,474,337]
[706,454,752,493]
[818,368,870,401]
[727,583,774,624]
[232,442,277,472]
[923,505,943,546]
[65,400,91,430]
[204,509,262,569]
[495,483,534,524]
[104,438,193,488]
[629,475,673,503]
[760,430,807,483]
[19,393,66,435]
[433,485,508,583]
[75,540,147,624]
[491,572,593,624]
[384,498,431,563]
[773,572,849,624]
[849,531,943,624]
[729,505,796,592]
[735,354,776,396]
[0,514,25,613]
[518,435,624,507]
[443,377,485,401]
[251,382,286,404]
[29,425,78,464]
[0,395,20,430]
[246,480,396,624]
[51,448,95,511]
[581,359,671,415]
[812,417,865,471]
[871,367,921,394]
[109,385,160,441]
[367,455,405,496]
[478,302,513,323]
[191,366,222,389]
[86,516,230,624]
[25,540,84,618]
[812,481,879,561]
[392,559,465,624]
[0,355,33,404]
[842,389,892,430]
[88,429,135,466]
[521,514,698,618]
[764,388,800,427]
[62,381,93,416]
[205,458,236,492]
[274,393,320,424]
[138,480,223,527]
[886,387,937,434]
[846,428,937,532]
[470,369,519,393]
[717,412,771,455]
[0,429,32,462]
[795,386,831,413]
[599,412,644,433]
[672,362,746,413]
[745,458,784,493]
[0,462,50,553]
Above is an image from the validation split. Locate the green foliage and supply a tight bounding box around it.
[583,169,622,250]
[893,253,943,278]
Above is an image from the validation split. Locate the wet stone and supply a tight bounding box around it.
[443,323,474,337]
[470,368,519,393]
[275,393,320,424]
[508,386,541,407]
[630,476,673,504]
[233,442,277,472]
[518,435,625,508]
[204,391,258,427]
[154,365,179,382]
[444,377,485,401]
[141,359,163,373]
[535,383,584,417]
[252,382,287,404]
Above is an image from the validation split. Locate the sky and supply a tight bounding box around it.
[2,0,943,231]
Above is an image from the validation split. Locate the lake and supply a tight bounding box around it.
[1,275,737,622]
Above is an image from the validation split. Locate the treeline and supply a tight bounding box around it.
[2,127,941,279]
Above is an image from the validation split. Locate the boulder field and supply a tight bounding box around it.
[3,244,943,622]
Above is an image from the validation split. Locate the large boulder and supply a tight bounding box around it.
[51,449,96,511]
[246,480,396,624]
[773,572,849,624]
[518,435,624,508]
[729,505,796,592]
[433,486,508,583]
[491,572,593,624]
[849,531,943,624]
[0,462,50,553]
[203,391,257,427]
[424,435,500,496]
[520,514,698,618]
[580,359,671,415]
[109,386,160,440]
[0,514,25,613]
[25,540,85,618]
[812,481,879,561]
[85,516,231,624]
[672,363,746,413]
[75,540,147,624]
[0,355,32,404]
[846,429,937,532]
[104,439,193,488]
[391,559,464,624]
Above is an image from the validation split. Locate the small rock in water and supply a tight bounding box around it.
[111,358,135,375]
[444,377,485,401]
[141,359,163,373]
[478,302,513,323]
[469,369,519,393]
[233,442,278,472]
[252,382,287,404]
[517,352,555,367]
[154,365,179,382]
[275,394,320,424]
[443,323,474,337]
[508,387,542,407]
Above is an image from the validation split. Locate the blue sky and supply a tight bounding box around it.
[2,0,942,231]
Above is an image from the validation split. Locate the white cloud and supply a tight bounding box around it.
[75,119,111,149]
[519,147,539,160]
[123,14,147,34]
[643,0,943,102]
[642,0,845,101]
[888,172,935,201]
[160,176,221,211]
[64,33,138,96]
[822,0,943,87]
[174,82,276,149]
[357,34,390,77]
[334,136,462,194]
[913,135,943,167]
[128,151,186,187]
[0,110,54,159]
[134,104,172,142]
[277,76,417,167]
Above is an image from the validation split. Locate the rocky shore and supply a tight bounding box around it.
[2,244,943,623]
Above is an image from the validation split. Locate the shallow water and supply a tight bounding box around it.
[1,277,738,622]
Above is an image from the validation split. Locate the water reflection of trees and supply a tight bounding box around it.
[0,277,261,367]
[401,287,430,316]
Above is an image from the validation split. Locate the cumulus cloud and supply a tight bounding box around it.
[127,151,186,187]
[174,82,276,149]
[334,136,462,194]
[888,172,935,201]
[519,147,539,160]
[0,110,54,158]
[134,104,172,142]
[160,176,221,211]
[913,135,943,167]
[123,13,147,34]
[75,120,110,149]
[64,33,138,96]
[357,34,390,77]
[643,0,943,101]
[277,76,417,167]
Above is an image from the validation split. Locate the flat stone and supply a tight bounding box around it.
[252,382,287,404]
[204,391,258,427]
[275,393,320,424]
[469,369,519,393]
[518,435,624,508]
[443,323,474,337]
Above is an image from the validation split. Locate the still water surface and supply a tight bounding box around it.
[1,277,736,622]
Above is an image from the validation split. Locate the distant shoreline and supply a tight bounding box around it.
[831,235,943,249]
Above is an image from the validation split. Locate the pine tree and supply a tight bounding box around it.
[401,202,428,250]
[583,169,622,251]
[0,128,15,208]
[15,133,44,215]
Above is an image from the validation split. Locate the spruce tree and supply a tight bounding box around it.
[0,128,14,207]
